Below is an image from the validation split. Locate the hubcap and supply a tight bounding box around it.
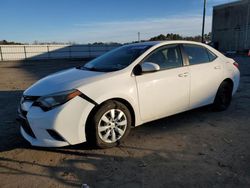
[98,109,127,143]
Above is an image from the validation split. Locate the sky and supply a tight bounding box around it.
[0,0,237,44]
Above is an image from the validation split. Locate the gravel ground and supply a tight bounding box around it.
[0,57,249,188]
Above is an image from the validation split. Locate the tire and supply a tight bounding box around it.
[212,81,233,111]
[87,100,131,148]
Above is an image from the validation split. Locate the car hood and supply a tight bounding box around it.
[24,68,105,96]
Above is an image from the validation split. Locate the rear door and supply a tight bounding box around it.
[182,44,223,109]
[135,44,190,122]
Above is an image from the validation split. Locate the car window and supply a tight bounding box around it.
[183,44,210,65]
[143,45,183,70]
[207,49,217,62]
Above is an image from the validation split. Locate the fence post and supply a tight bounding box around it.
[47,45,50,59]
[23,46,27,60]
[0,46,3,61]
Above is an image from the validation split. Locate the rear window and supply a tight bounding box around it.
[183,44,210,65]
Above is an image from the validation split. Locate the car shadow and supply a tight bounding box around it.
[0,87,214,153]
[0,53,248,154]
[0,147,226,187]
[0,55,249,187]
[0,88,230,187]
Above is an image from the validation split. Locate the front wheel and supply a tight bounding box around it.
[212,81,233,111]
[87,100,131,148]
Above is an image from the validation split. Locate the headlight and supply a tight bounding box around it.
[34,89,81,111]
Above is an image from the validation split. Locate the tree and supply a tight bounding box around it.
[0,40,22,45]
[148,33,211,42]
[149,34,167,41]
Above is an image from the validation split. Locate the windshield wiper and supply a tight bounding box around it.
[76,66,120,72]
[76,66,107,72]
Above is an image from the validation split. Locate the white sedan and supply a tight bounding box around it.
[17,41,240,148]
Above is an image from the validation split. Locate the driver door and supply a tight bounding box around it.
[135,44,190,122]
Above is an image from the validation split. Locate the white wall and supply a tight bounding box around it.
[0,44,120,61]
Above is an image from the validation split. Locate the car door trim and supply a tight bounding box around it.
[179,44,190,66]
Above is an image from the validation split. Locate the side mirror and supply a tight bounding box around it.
[141,62,160,73]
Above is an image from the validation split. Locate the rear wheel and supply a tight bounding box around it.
[212,81,233,111]
[87,100,131,148]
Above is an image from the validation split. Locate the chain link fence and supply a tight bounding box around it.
[0,44,120,61]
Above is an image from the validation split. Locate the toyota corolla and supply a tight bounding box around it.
[17,41,240,148]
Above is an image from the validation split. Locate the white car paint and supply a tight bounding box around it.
[135,66,190,121]
[18,41,240,147]
[188,56,224,108]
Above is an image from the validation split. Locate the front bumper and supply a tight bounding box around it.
[17,96,95,147]
[20,125,70,147]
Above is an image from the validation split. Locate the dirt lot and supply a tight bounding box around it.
[0,56,250,188]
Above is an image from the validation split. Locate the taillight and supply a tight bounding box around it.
[233,62,239,69]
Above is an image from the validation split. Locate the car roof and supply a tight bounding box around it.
[126,40,208,48]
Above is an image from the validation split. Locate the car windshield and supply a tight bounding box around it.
[80,45,152,72]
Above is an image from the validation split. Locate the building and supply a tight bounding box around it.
[212,0,250,52]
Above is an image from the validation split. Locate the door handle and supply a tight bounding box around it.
[178,72,189,77]
[214,66,221,69]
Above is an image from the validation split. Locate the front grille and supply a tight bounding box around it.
[20,95,40,115]
[18,117,36,139]
[18,95,40,139]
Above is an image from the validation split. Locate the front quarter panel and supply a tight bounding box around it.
[27,96,95,145]
[77,71,142,126]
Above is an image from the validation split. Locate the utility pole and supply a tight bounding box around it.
[202,0,207,43]
[138,32,141,42]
